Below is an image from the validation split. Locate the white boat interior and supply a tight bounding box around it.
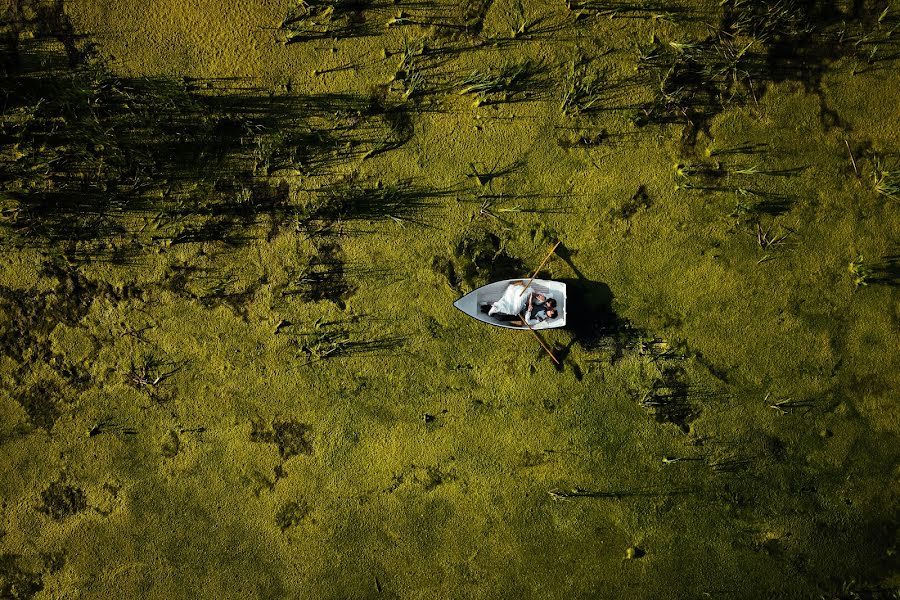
[453,279,567,330]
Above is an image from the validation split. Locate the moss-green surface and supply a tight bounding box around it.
[1,0,899,598]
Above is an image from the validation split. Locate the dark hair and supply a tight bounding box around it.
[546,298,557,308]
[546,308,557,319]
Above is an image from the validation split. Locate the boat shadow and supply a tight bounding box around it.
[535,245,638,380]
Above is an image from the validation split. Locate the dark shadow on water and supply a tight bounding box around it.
[871,255,900,287]
[549,243,704,432]
[554,242,626,351]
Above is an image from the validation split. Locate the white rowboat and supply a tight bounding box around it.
[452,279,567,330]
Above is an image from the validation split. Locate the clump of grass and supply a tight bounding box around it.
[560,62,610,116]
[872,156,899,199]
[673,161,725,178]
[457,59,535,106]
[755,222,791,253]
[724,0,812,43]
[848,254,871,288]
[505,0,532,37]
[293,318,401,366]
[729,196,754,220]
[565,0,693,23]
[304,179,428,227]
[279,0,373,42]
[390,38,428,101]
[297,324,352,362]
[122,352,184,399]
[391,37,428,101]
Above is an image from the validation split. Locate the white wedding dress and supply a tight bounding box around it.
[488,283,548,325]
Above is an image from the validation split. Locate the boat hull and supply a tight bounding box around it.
[452,279,567,330]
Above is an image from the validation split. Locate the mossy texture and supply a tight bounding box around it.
[1,0,898,598]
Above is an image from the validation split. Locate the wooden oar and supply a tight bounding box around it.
[519,240,561,297]
[520,312,560,365]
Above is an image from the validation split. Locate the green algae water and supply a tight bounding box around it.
[1,0,898,598]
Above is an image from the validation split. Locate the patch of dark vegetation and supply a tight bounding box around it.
[460,0,495,34]
[627,0,900,138]
[39,479,87,521]
[564,0,709,24]
[548,486,697,500]
[1,22,418,259]
[299,178,440,231]
[158,262,266,319]
[431,256,460,290]
[272,420,313,460]
[635,363,699,433]
[87,416,137,438]
[0,264,139,423]
[0,276,93,366]
[556,128,608,148]
[288,318,403,366]
[18,380,66,433]
[830,583,900,600]
[456,59,548,106]
[444,225,525,290]
[195,274,265,319]
[275,500,311,531]
[251,419,313,460]
[386,464,453,493]
[122,351,185,403]
[0,554,43,600]
[280,244,356,309]
[416,465,450,491]
[39,551,65,576]
[278,0,381,42]
[634,32,767,131]
[160,430,180,458]
[614,185,652,220]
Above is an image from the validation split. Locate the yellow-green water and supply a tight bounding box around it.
[1,0,898,598]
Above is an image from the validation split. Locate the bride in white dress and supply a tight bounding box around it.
[488,281,555,325]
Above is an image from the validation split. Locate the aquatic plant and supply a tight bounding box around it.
[300,178,438,230]
[872,156,899,199]
[755,222,790,250]
[564,0,698,23]
[848,254,871,288]
[293,318,401,366]
[391,38,428,101]
[560,62,616,116]
[505,0,531,37]
[466,159,523,187]
[723,0,813,43]
[279,0,377,42]
[635,32,767,127]
[297,326,352,362]
[457,59,536,106]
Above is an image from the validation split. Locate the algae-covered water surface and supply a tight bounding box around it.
[1,0,899,597]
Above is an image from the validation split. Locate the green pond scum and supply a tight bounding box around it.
[0,0,898,597]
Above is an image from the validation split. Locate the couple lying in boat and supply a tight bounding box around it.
[480,281,558,326]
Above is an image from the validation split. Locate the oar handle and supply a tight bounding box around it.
[520,312,560,365]
[519,241,561,296]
